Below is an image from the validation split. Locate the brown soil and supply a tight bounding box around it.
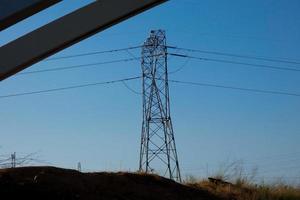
[0,166,223,200]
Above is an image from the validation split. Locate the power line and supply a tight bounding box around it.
[168,46,300,65]
[0,76,141,99]
[121,81,141,95]
[44,46,142,61]
[169,53,300,72]
[18,46,299,76]
[40,44,300,69]
[167,79,300,97]
[0,151,51,168]
[5,76,298,99]
[18,54,161,76]
[169,56,191,74]
[17,58,139,75]
[125,49,140,62]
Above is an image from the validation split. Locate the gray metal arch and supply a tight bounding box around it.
[0,0,167,81]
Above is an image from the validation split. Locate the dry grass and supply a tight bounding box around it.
[186,178,300,200]
[184,171,300,200]
[183,160,300,200]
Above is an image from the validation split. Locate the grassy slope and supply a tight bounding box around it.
[1,166,299,200]
[0,166,223,200]
[185,179,300,200]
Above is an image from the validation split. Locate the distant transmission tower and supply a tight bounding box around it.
[139,30,181,182]
[11,152,16,168]
[77,162,82,172]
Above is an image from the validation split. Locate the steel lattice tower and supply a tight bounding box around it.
[139,30,181,182]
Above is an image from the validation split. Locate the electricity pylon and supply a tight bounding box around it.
[139,30,181,182]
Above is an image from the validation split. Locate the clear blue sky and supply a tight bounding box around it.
[0,0,300,184]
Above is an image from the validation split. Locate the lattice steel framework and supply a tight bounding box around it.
[139,30,181,182]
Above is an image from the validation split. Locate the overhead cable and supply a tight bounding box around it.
[45,46,142,61]
[169,53,300,72]
[0,76,141,99]
[168,79,300,97]
[168,46,300,65]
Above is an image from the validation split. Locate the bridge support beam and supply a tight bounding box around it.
[0,0,61,31]
[0,0,167,81]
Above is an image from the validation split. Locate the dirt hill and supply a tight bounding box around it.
[0,166,223,200]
